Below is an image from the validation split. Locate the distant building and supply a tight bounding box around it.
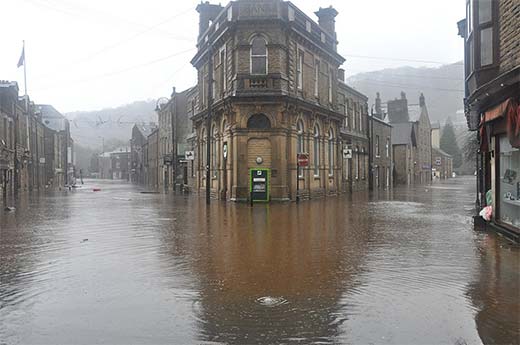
[146,129,159,189]
[131,123,156,185]
[389,92,432,186]
[370,93,393,189]
[97,147,131,180]
[459,0,520,239]
[39,104,74,187]
[156,86,197,191]
[431,122,453,180]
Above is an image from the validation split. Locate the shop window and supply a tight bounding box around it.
[498,135,520,228]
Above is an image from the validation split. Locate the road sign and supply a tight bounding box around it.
[185,151,195,160]
[297,153,309,167]
[343,148,352,159]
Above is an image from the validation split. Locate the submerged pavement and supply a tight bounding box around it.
[0,177,518,344]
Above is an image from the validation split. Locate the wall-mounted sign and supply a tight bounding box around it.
[185,151,195,160]
[343,148,352,159]
[297,153,309,167]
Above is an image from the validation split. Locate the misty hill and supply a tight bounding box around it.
[347,62,465,124]
[66,100,157,149]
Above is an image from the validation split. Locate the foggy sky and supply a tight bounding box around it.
[1,0,465,113]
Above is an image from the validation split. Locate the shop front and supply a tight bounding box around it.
[481,98,520,240]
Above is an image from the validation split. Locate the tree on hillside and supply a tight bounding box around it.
[440,117,463,168]
[463,131,479,163]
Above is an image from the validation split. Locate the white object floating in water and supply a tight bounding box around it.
[255,296,288,307]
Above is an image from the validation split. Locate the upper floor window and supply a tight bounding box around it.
[478,0,492,24]
[314,60,320,97]
[466,0,473,36]
[251,37,267,75]
[297,50,304,90]
[386,138,390,158]
[328,68,333,103]
[375,135,380,157]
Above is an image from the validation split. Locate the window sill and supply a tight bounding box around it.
[313,175,320,180]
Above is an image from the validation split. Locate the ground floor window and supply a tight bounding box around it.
[498,135,520,228]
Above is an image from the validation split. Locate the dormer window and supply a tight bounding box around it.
[251,37,267,75]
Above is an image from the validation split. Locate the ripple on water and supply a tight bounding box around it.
[255,296,288,307]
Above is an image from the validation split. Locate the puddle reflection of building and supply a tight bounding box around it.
[466,235,520,344]
[158,196,372,344]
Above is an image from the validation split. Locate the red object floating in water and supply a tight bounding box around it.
[93,188,101,192]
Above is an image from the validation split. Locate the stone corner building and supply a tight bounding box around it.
[190,0,369,202]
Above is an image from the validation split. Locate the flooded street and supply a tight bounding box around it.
[0,177,518,345]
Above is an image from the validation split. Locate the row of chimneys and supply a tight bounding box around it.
[196,1,338,39]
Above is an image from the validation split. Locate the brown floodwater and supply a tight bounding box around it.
[0,177,518,344]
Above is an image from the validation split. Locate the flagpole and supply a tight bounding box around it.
[22,40,30,151]
[23,40,27,98]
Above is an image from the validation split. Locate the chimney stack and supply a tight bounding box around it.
[419,93,426,107]
[375,92,382,119]
[338,68,345,83]
[196,2,224,39]
[315,6,338,38]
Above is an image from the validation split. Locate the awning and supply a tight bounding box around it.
[481,98,511,124]
[480,98,520,149]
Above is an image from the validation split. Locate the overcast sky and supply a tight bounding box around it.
[1,0,465,113]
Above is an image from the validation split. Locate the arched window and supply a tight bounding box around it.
[313,124,320,176]
[355,146,359,180]
[212,126,218,177]
[201,128,206,172]
[247,113,271,129]
[251,37,267,75]
[361,147,365,179]
[297,120,304,177]
[328,128,334,176]
[297,120,304,153]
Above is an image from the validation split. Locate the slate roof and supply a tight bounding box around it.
[391,123,414,145]
[38,104,65,119]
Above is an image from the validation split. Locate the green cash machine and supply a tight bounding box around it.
[249,168,270,203]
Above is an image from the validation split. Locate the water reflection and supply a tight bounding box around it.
[0,178,518,344]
